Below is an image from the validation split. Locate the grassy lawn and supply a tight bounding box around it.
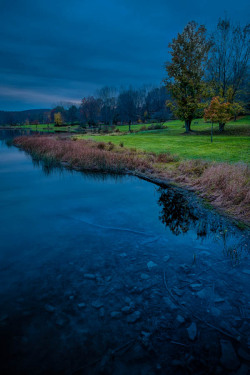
[78,116,250,163]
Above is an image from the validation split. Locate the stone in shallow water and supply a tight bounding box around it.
[140,273,150,280]
[44,304,56,313]
[238,347,250,362]
[163,255,170,262]
[91,300,103,309]
[176,315,185,324]
[242,269,250,275]
[121,305,134,314]
[84,273,96,280]
[127,311,141,323]
[147,261,157,270]
[77,302,86,308]
[187,322,197,341]
[110,311,121,319]
[220,340,240,370]
[236,364,249,375]
[189,283,203,291]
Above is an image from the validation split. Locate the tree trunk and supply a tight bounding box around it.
[234,114,237,122]
[185,120,191,132]
[219,122,225,132]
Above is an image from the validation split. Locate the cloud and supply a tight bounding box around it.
[0,0,249,110]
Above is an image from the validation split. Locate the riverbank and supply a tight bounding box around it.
[13,135,250,225]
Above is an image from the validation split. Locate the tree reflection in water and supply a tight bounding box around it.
[157,186,229,239]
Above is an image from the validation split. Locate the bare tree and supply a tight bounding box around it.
[209,18,249,101]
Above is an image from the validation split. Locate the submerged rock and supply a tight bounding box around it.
[147,261,157,270]
[44,304,56,313]
[127,311,141,323]
[121,305,134,314]
[220,340,240,370]
[163,255,170,262]
[91,300,103,309]
[140,273,150,280]
[99,307,105,318]
[187,322,197,341]
[84,273,96,280]
[110,311,121,319]
[176,315,185,324]
[77,302,86,308]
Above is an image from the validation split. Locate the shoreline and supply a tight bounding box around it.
[13,134,250,227]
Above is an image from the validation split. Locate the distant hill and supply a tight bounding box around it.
[0,109,51,125]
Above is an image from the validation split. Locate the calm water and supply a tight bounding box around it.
[0,130,249,375]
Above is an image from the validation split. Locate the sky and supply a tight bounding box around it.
[0,0,249,111]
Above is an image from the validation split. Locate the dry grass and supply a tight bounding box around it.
[14,135,250,223]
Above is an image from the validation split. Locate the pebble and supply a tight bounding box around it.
[187,322,197,341]
[238,347,250,361]
[220,340,240,370]
[44,304,56,313]
[127,311,141,323]
[84,273,96,280]
[91,301,103,309]
[140,273,150,280]
[110,311,121,319]
[176,315,185,324]
[147,261,157,270]
[77,302,86,308]
[242,269,250,275]
[236,364,249,375]
[163,255,170,262]
[189,283,203,291]
[121,305,134,314]
[99,308,105,318]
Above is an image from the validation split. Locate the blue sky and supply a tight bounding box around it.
[0,0,249,110]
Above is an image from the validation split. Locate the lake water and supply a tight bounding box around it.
[0,130,249,375]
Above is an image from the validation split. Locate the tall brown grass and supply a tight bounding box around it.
[14,135,250,223]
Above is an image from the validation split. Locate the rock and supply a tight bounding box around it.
[0,314,8,322]
[110,311,121,319]
[121,305,134,314]
[172,287,184,297]
[147,261,157,270]
[124,297,132,304]
[189,283,203,291]
[91,301,103,309]
[140,273,150,280]
[236,364,249,375]
[127,311,141,323]
[179,264,191,274]
[187,322,197,341]
[84,273,96,280]
[77,302,86,308]
[210,307,221,317]
[214,297,225,304]
[119,253,127,257]
[55,316,68,327]
[69,295,74,300]
[99,307,105,318]
[197,289,208,299]
[220,340,240,370]
[238,347,250,361]
[163,255,170,262]
[176,315,185,324]
[163,297,177,311]
[44,304,55,313]
[242,269,250,275]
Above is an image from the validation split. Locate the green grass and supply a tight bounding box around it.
[78,116,250,163]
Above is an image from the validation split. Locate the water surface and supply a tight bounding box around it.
[0,130,249,375]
